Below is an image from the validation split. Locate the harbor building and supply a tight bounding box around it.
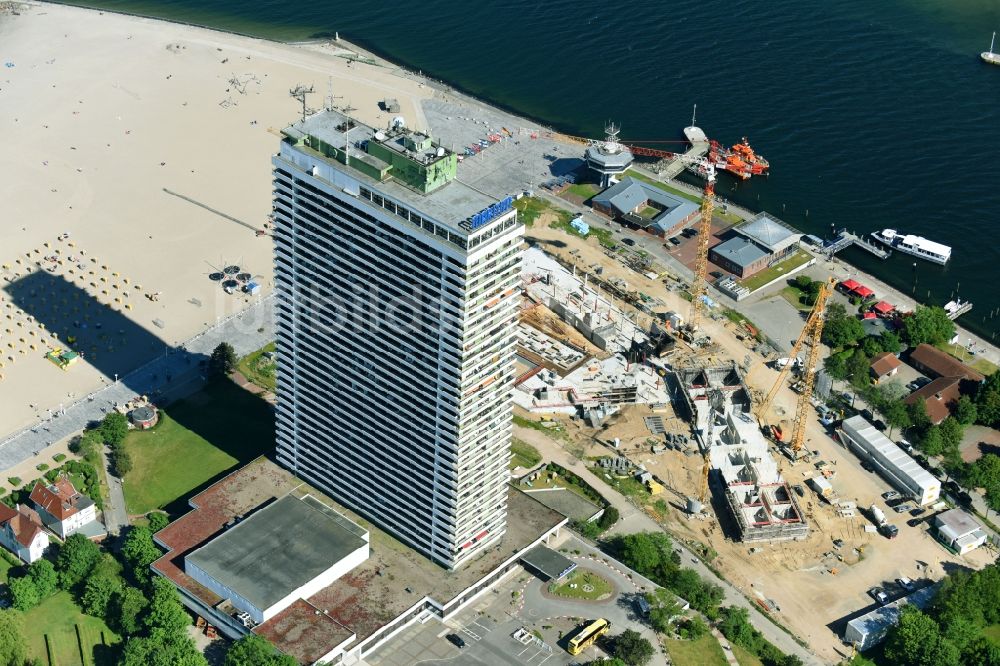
[709,213,803,279]
[271,110,523,570]
[591,177,699,236]
[676,364,809,542]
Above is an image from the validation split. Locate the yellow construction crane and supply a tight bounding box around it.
[698,455,711,505]
[755,277,835,455]
[686,167,717,332]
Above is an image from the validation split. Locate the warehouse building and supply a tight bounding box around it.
[591,177,699,236]
[934,509,987,555]
[844,584,938,650]
[838,416,940,505]
[709,213,803,279]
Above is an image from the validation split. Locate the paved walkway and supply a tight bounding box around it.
[513,427,825,666]
[0,296,276,473]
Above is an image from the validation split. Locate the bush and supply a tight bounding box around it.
[35,464,48,472]
[7,477,21,487]
[148,512,169,533]
[44,469,59,483]
[597,506,620,530]
[572,520,603,539]
[676,616,709,640]
[53,453,67,463]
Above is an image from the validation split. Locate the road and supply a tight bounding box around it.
[0,296,276,472]
[514,427,826,666]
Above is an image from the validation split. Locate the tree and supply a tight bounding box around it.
[860,335,884,359]
[846,349,871,389]
[884,606,959,666]
[148,512,170,533]
[597,506,620,530]
[970,455,1000,492]
[717,606,758,650]
[209,342,237,378]
[823,350,850,380]
[81,574,121,618]
[884,399,911,438]
[27,559,57,598]
[879,331,903,354]
[665,568,723,619]
[978,374,1000,428]
[8,576,40,611]
[121,629,207,666]
[0,608,28,666]
[902,306,956,346]
[122,526,160,584]
[956,396,978,426]
[610,629,654,666]
[938,418,964,454]
[821,303,865,349]
[794,275,813,291]
[614,532,672,575]
[111,446,133,477]
[56,533,101,589]
[676,616,709,640]
[919,426,945,456]
[224,635,298,666]
[145,578,192,635]
[100,411,129,448]
[70,430,104,461]
[645,588,682,633]
[908,399,931,432]
[112,587,148,636]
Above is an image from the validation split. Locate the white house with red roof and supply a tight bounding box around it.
[0,503,49,563]
[30,476,97,539]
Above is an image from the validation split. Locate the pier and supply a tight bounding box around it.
[823,230,890,260]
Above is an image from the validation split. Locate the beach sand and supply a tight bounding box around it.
[0,1,434,433]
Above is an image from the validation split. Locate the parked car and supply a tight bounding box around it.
[897,439,913,453]
[896,577,916,591]
[793,484,805,497]
[882,491,901,501]
[910,507,926,517]
[622,237,636,246]
[710,270,724,279]
[869,587,889,605]
[446,634,467,649]
[668,237,681,246]
[914,377,932,389]
[894,503,915,514]
[907,518,923,527]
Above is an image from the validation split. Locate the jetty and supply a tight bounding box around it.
[823,230,890,260]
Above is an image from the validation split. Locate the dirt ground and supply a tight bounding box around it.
[960,425,1000,463]
[519,217,996,662]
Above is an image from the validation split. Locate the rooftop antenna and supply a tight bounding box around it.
[342,100,357,116]
[289,84,315,122]
[603,121,622,154]
[325,76,343,111]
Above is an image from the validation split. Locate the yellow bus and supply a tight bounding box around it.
[567,618,610,655]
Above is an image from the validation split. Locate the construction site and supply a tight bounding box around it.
[508,126,995,661]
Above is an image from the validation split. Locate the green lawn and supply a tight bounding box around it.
[237,342,277,391]
[591,467,652,505]
[24,591,119,666]
[779,285,814,311]
[548,569,613,600]
[564,183,600,201]
[624,170,702,203]
[730,642,765,666]
[514,196,550,226]
[984,624,1000,646]
[510,438,542,470]
[0,556,14,583]
[122,379,275,514]
[665,634,729,666]
[739,250,814,291]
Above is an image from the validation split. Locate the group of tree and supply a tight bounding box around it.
[792,276,825,307]
[574,506,620,539]
[822,303,904,390]
[98,411,133,477]
[880,560,1000,666]
[716,606,803,666]
[610,532,724,619]
[975,372,1000,429]
[901,305,957,347]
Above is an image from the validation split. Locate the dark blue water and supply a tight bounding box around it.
[64,0,1000,340]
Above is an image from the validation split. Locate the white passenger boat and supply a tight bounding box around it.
[871,229,951,265]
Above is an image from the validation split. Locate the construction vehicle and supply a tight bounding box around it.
[869,504,899,539]
[755,277,835,459]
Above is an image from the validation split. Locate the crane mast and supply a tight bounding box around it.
[755,277,834,456]
[687,172,716,331]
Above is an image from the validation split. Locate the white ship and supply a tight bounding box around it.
[871,229,951,265]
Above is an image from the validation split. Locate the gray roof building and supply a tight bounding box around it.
[736,213,801,254]
[935,509,987,554]
[185,494,369,624]
[520,545,577,580]
[591,177,698,231]
[844,584,938,651]
[710,237,769,268]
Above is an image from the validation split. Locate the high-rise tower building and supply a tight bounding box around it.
[271,111,522,569]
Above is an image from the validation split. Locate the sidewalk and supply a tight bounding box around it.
[0,296,276,473]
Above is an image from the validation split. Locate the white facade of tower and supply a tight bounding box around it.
[270,111,522,569]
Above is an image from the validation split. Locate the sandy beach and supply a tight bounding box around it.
[0,1,436,433]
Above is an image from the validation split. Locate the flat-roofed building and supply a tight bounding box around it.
[934,509,987,555]
[844,584,938,650]
[838,415,940,505]
[185,494,369,625]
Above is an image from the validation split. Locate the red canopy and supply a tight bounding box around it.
[840,279,861,291]
[872,300,894,314]
[853,285,875,299]
[863,312,877,319]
